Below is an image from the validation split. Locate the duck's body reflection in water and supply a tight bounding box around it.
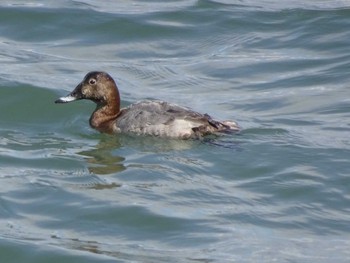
[77,133,199,179]
[78,135,126,176]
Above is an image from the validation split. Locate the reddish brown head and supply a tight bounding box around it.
[55,71,121,133]
[55,71,120,110]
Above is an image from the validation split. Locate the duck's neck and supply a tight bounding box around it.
[89,90,121,134]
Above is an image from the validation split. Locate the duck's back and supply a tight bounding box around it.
[113,100,237,139]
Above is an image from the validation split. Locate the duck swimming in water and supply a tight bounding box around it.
[55,71,240,139]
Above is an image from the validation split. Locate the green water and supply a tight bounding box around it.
[1,1,350,262]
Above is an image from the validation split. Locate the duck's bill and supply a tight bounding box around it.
[55,94,78,103]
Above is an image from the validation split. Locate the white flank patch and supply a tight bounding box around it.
[168,119,195,138]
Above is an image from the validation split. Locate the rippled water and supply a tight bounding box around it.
[1,1,350,262]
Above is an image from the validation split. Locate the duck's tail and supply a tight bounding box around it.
[191,114,240,138]
[206,114,240,133]
[221,120,240,132]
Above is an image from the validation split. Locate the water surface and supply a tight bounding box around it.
[1,1,350,262]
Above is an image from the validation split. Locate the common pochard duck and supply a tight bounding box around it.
[55,71,240,139]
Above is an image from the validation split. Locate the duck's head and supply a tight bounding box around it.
[55,71,120,107]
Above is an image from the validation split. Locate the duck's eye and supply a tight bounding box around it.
[89,78,96,85]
